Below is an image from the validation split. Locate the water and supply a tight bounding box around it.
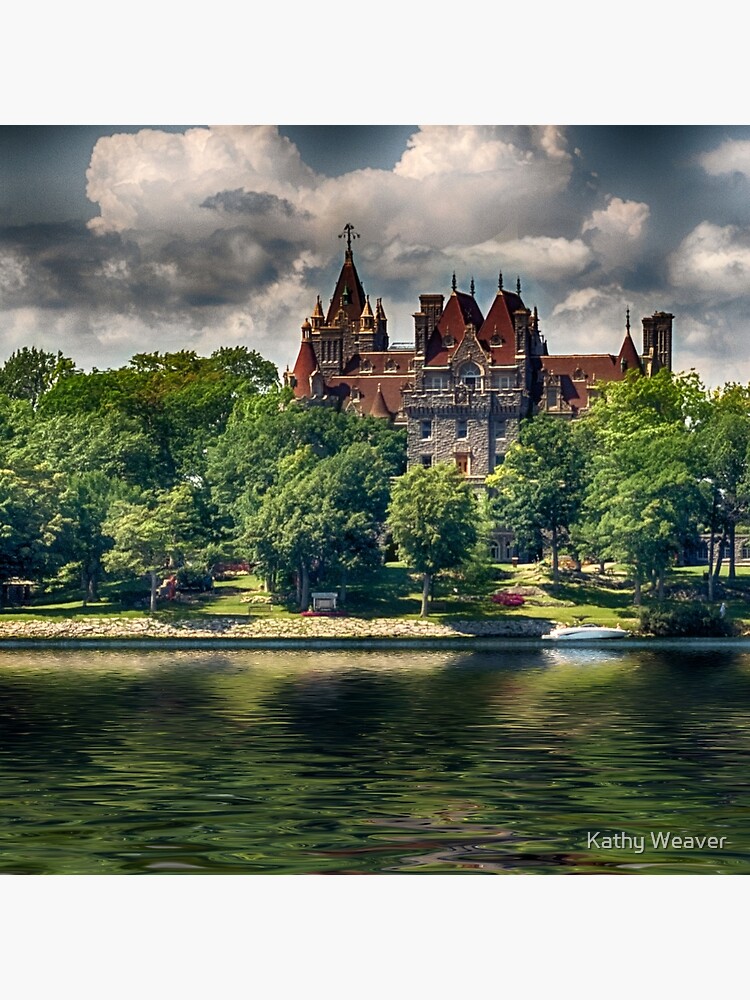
[1,643,749,874]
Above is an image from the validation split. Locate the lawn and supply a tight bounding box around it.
[8,559,750,630]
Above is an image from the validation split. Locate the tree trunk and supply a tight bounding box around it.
[551,526,559,585]
[729,524,737,580]
[599,560,605,575]
[707,491,718,602]
[149,570,158,613]
[420,572,432,617]
[633,573,641,606]
[299,562,310,612]
[657,569,665,601]
[340,569,347,605]
[714,533,727,584]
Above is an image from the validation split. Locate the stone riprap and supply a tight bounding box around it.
[0,615,553,642]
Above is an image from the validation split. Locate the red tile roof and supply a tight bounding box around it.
[435,292,484,345]
[617,330,642,372]
[326,373,411,419]
[342,350,415,376]
[291,339,319,397]
[479,290,524,365]
[325,252,367,327]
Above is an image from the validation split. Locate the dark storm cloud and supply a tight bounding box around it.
[0,218,305,319]
[154,229,301,308]
[0,222,140,309]
[200,189,309,219]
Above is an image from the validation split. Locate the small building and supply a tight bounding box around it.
[1,579,35,605]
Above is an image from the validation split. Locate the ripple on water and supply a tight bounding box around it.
[0,645,749,873]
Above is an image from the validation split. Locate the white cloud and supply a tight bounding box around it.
[459,234,591,282]
[669,221,750,299]
[86,126,317,238]
[582,195,650,271]
[699,139,750,178]
[393,125,572,180]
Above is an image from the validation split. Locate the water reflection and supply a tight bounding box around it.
[0,645,748,873]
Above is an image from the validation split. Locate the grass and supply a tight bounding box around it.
[6,561,750,630]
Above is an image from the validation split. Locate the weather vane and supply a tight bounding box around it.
[339,223,360,253]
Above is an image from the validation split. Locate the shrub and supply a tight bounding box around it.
[639,602,733,637]
[491,591,525,607]
[175,566,213,592]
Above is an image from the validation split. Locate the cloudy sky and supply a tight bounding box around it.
[2,124,750,389]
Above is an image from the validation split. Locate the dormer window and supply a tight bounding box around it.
[443,333,454,348]
[385,358,398,372]
[360,359,372,373]
[458,361,481,391]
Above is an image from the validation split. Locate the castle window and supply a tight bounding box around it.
[426,374,447,390]
[547,388,558,409]
[459,362,481,391]
[496,420,506,439]
[456,418,468,439]
[421,455,433,468]
[494,453,504,470]
[421,419,432,440]
[455,454,470,476]
[360,359,372,373]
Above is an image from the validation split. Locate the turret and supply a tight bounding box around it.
[642,311,674,373]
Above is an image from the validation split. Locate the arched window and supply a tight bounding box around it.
[458,362,481,391]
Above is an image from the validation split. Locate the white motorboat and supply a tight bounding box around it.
[543,624,630,641]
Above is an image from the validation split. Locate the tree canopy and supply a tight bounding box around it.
[388,463,477,616]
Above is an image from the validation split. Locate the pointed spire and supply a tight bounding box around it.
[370,383,392,420]
[516,276,522,295]
[626,307,631,336]
[452,272,457,292]
[470,277,475,297]
[498,272,503,291]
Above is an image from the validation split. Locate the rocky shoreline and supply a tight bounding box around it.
[0,614,555,642]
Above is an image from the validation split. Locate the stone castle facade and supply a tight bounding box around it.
[286,227,674,491]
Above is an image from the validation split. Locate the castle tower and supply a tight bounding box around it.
[413,294,445,357]
[642,311,674,373]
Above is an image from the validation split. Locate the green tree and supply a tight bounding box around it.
[388,463,477,617]
[56,472,118,603]
[581,369,707,603]
[103,485,206,611]
[0,465,67,586]
[245,442,392,610]
[487,415,590,583]
[695,384,750,593]
[208,392,406,547]
[0,347,78,408]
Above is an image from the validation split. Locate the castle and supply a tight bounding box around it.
[286,226,674,491]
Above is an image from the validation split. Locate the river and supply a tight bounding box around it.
[0,643,748,874]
